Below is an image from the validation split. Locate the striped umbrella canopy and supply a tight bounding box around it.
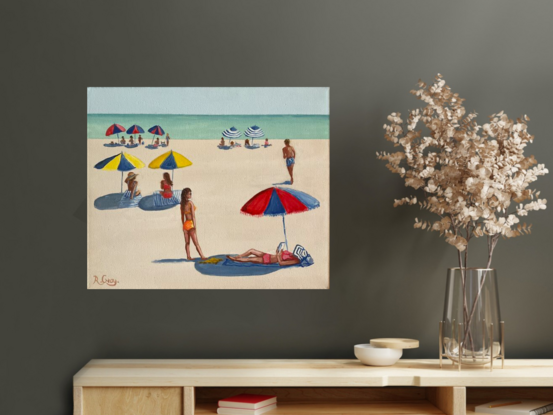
[148,150,193,185]
[126,124,144,135]
[94,151,145,192]
[148,125,165,143]
[105,124,126,141]
[240,187,320,250]
[222,127,242,140]
[244,125,265,145]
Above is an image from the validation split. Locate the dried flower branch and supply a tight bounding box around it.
[378,74,548,269]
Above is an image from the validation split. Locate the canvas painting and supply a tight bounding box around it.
[87,88,329,289]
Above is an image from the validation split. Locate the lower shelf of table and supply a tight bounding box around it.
[196,401,444,414]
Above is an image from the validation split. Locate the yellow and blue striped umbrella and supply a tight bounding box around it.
[148,150,192,185]
[94,151,145,192]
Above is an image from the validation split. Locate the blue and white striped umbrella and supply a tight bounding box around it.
[245,125,265,139]
[222,127,242,139]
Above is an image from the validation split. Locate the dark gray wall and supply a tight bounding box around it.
[2,1,553,414]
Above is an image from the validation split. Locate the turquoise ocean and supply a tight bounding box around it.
[87,114,329,140]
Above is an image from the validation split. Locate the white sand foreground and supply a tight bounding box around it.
[87,139,329,289]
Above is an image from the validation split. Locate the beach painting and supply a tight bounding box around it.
[87,88,329,289]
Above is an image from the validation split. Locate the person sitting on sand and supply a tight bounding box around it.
[245,138,250,147]
[219,137,225,147]
[159,172,173,199]
[154,137,160,146]
[110,141,114,145]
[230,141,235,147]
[138,135,143,145]
[227,247,300,267]
[166,133,171,146]
[120,136,126,145]
[129,136,134,145]
[282,139,296,184]
[265,138,270,146]
[124,172,141,199]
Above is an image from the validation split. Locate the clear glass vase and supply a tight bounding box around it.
[441,268,504,366]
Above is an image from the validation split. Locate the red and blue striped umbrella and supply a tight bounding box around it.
[148,125,165,143]
[126,124,144,135]
[241,187,320,249]
[105,124,126,140]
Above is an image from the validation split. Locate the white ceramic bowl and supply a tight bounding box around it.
[354,344,403,366]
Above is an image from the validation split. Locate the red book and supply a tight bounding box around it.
[218,394,277,410]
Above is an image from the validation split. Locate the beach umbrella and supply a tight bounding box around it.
[222,127,242,142]
[244,125,265,145]
[94,151,145,192]
[148,125,165,144]
[148,150,192,185]
[240,187,320,250]
[126,124,144,135]
[105,124,125,142]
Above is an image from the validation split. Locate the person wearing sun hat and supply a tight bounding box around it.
[124,172,141,199]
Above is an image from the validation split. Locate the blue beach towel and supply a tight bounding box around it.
[125,143,139,148]
[138,190,181,211]
[153,189,181,207]
[118,190,143,208]
[103,143,119,147]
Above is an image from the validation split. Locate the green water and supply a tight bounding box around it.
[88,114,329,139]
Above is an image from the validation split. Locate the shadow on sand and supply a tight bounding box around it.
[152,254,300,277]
[94,193,142,210]
[152,258,196,264]
[138,195,179,211]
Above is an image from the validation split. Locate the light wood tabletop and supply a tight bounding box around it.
[73,359,553,387]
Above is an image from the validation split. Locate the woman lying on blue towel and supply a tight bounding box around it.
[227,247,300,267]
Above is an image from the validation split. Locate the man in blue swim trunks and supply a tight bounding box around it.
[282,139,296,184]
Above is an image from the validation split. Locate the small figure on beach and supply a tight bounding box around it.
[166,133,171,146]
[227,247,300,267]
[230,141,235,147]
[180,188,207,260]
[219,137,225,147]
[138,135,143,145]
[129,136,134,145]
[245,138,251,147]
[282,139,296,184]
[159,172,173,199]
[120,136,126,145]
[264,138,271,147]
[154,137,160,147]
[124,172,141,199]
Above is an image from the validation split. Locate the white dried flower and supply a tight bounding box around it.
[378,74,548,264]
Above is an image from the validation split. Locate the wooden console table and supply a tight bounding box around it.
[73,359,553,415]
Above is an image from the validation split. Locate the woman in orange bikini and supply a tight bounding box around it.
[159,172,173,199]
[180,188,207,260]
[227,248,300,267]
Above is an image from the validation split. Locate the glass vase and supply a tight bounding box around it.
[441,268,504,366]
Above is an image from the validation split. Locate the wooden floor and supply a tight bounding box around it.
[196,402,445,414]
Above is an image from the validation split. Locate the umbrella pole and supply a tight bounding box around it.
[282,215,288,251]
[172,169,174,186]
[121,171,123,193]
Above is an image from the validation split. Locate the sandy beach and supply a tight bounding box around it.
[87,139,329,289]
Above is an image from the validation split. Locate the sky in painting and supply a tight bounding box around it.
[87,87,329,115]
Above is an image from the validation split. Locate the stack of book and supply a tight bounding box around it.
[475,400,553,415]
[217,394,277,415]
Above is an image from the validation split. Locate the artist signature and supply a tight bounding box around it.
[92,275,119,287]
